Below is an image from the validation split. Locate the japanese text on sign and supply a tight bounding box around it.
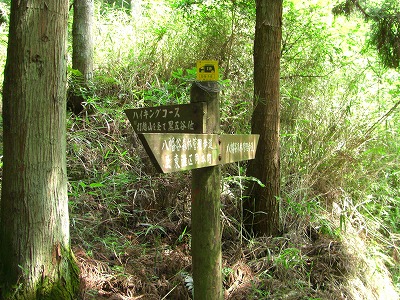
[131,107,180,119]
[125,103,205,134]
[161,136,216,171]
[136,120,195,133]
[225,141,256,155]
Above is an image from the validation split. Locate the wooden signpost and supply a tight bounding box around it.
[124,61,259,299]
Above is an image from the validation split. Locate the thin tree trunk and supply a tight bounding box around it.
[72,0,94,80]
[0,0,80,298]
[244,0,283,237]
[70,0,94,114]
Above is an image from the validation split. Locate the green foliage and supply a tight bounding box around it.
[332,0,400,69]
[369,6,400,68]
[275,247,305,270]
[249,283,271,298]
[278,0,400,291]
[176,226,191,245]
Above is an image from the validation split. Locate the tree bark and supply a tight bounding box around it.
[244,0,283,237]
[0,0,80,299]
[69,0,94,114]
[72,0,94,80]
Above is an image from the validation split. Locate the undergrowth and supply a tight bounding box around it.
[66,59,399,299]
[63,0,400,298]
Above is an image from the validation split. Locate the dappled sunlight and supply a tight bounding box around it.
[343,228,399,300]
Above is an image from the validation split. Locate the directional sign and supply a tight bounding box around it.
[139,133,259,173]
[218,134,260,165]
[125,103,206,134]
[196,60,219,81]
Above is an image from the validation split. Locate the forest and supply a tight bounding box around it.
[0,0,399,299]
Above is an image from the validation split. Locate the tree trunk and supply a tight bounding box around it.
[72,0,94,80]
[69,0,94,114]
[0,0,80,299]
[244,0,283,237]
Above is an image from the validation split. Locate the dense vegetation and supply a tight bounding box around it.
[0,0,399,298]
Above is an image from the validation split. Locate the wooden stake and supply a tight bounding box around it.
[190,81,223,300]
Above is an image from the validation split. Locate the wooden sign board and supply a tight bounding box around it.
[218,134,259,165]
[125,103,206,134]
[196,60,219,81]
[140,133,259,173]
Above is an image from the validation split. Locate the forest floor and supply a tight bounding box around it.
[67,111,400,300]
[71,183,399,300]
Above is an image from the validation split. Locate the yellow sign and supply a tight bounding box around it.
[196,60,219,81]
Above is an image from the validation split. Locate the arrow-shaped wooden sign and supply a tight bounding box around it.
[125,103,206,134]
[139,133,259,173]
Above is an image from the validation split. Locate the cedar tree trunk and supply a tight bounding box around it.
[244,0,283,237]
[0,0,80,299]
[69,0,94,114]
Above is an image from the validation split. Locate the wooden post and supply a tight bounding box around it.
[190,81,223,300]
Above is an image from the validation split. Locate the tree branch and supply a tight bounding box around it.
[364,98,400,137]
